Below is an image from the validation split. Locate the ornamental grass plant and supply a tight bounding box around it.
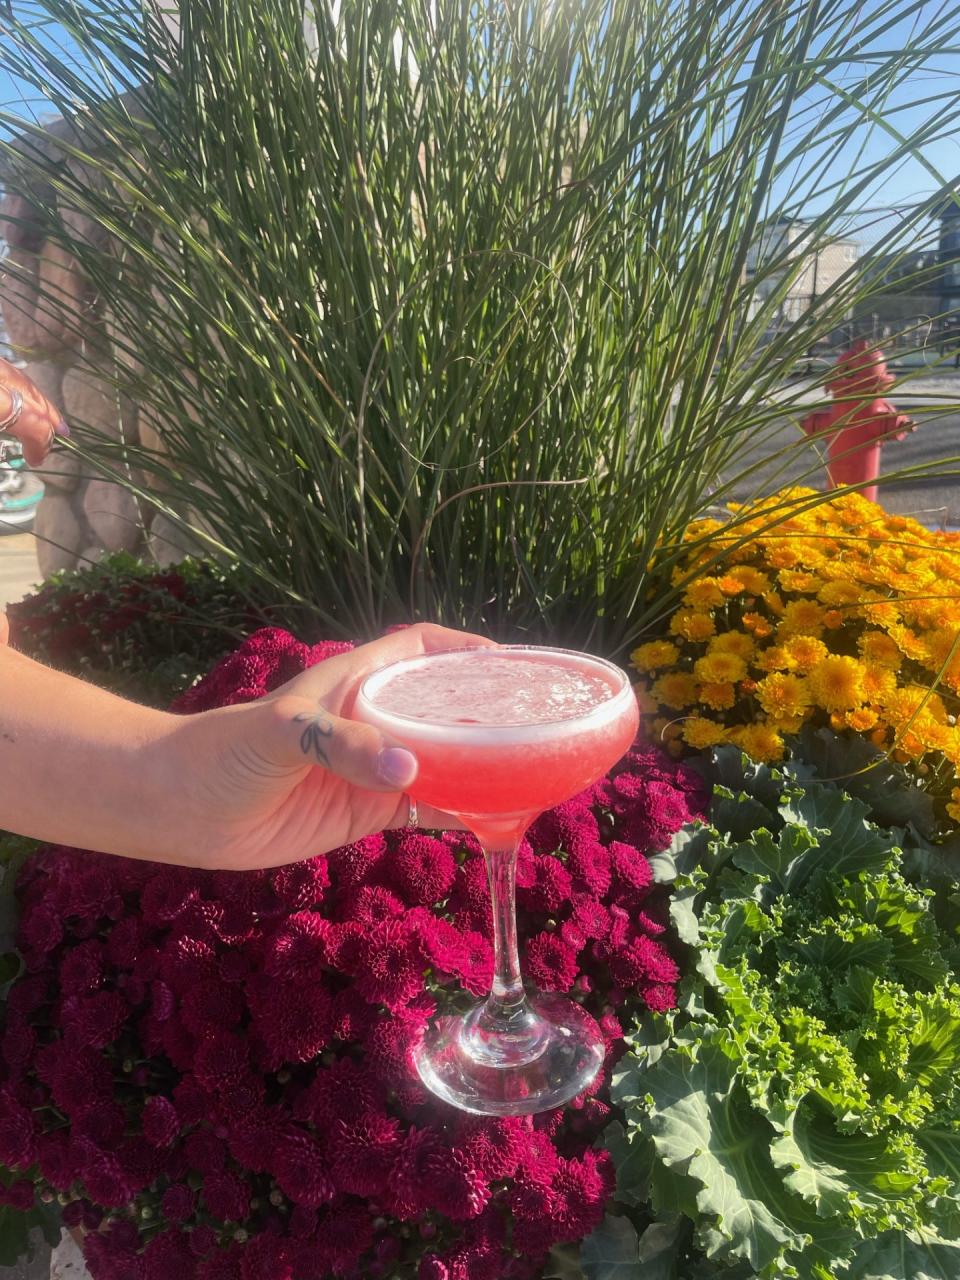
[1,1,959,648]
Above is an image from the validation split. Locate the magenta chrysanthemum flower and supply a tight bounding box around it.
[608,840,654,893]
[247,974,331,1068]
[385,1123,441,1218]
[426,1144,491,1221]
[74,1101,126,1152]
[328,833,388,891]
[142,1227,195,1280]
[196,1243,245,1280]
[142,1096,180,1148]
[454,930,494,996]
[517,855,574,914]
[353,918,426,1011]
[0,1089,36,1168]
[293,1057,384,1128]
[182,1129,227,1176]
[263,911,331,981]
[59,939,106,995]
[641,981,678,1012]
[192,1031,250,1089]
[524,932,580,992]
[391,832,457,906]
[180,977,244,1034]
[272,1132,336,1207]
[202,1170,251,1223]
[342,883,407,925]
[328,1110,401,1196]
[188,1225,218,1258]
[608,935,679,988]
[161,1183,195,1223]
[62,990,128,1050]
[270,858,329,911]
[17,904,63,963]
[456,1116,526,1179]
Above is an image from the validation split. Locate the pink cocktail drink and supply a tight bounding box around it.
[356,646,639,1115]
[359,648,638,839]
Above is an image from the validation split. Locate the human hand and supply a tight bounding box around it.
[164,623,495,870]
[0,357,68,466]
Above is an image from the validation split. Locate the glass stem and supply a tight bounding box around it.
[459,837,550,1067]
[484,843,526,1008]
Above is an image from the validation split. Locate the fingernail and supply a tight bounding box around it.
[54,419,70,439]
[377,746,418,789]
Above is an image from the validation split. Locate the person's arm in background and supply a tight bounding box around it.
[0,358,486,868]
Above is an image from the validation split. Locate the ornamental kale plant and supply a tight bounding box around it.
[0,628,706,1280]
[609,748,960,1280]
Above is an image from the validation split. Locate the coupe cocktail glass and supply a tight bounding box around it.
[355,646,639,1115]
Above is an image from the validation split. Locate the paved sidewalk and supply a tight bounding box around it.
[0,532,40,610]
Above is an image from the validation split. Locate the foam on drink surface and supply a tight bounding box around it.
[369,650,617,725]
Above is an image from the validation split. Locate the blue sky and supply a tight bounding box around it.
[1,5,957,247]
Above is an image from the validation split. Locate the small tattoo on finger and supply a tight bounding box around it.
[294,710,334,767]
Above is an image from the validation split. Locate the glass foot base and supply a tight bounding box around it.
[414,994,605,1115]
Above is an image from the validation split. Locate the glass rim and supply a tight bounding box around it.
[355,643,636,738]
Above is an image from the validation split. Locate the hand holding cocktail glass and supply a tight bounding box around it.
[355,646,639,1114]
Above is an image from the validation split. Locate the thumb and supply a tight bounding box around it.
[265,694,419,792]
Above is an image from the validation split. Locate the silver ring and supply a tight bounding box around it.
[406,796,419,828]
[0,388,23,435]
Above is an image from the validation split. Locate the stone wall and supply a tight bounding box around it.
[0,151,195,579]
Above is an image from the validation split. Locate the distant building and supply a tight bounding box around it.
[745,218,860,325]
[939,193,960,343]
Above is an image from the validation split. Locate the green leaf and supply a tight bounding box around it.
[847,1232,960,1280]
[604,1123,655,1209]
[770,1104,916,1218]
[579,1215,645,1280]
[643,1042,809,1272]
[795,729,937,839]
[545,1242,587,1280]
[778,785,895,887]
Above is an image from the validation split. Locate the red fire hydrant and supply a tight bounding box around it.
[800,339,914,504]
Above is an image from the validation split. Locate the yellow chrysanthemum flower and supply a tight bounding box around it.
[887,623,928,663]
[727,566,770,594]
[683,577,726,610]
[755,672,811,720]
[765,546,801,569]
[845,707,879,732]
[856,631,901,670]
[781,635,828,673]
[778,599,826,638]
[651,671,699,710]
[808,655,866,712]
[681,716,728,749]
[630,640,680,673]
[756,645,793,673]
[778,570,823,593]
[729,723,786,763]
[693,652,748,685]
[699,681,736,711]
[817,580,863,607]
[669,611,716,643]
[861,665,897,703]
[763,590,786,617]
[742,612,774,638]
[708,631,756,662]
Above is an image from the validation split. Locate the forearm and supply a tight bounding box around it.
[0,645,188,861]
